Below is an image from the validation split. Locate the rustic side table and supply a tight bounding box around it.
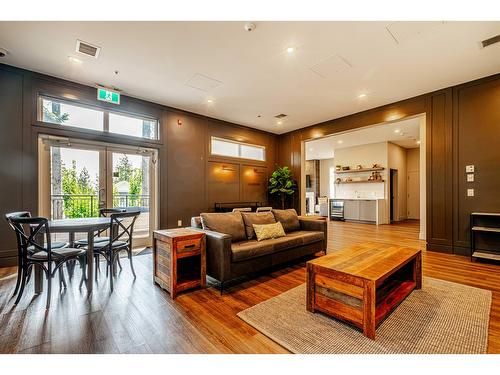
[153,228,206,299]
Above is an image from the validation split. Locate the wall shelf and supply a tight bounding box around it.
[336,180,385,184]
[335,167,385,174]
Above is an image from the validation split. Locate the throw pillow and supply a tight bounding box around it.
[253,222,286,242]
[241,211,276,239]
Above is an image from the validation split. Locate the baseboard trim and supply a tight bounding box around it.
[426,243,453,254]
[0,256,18,268]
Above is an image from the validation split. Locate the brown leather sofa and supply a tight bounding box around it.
[190,209,327,292]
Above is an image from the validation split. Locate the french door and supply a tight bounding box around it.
[38,135,158,248]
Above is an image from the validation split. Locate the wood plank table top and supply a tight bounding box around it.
[307,242,421,282]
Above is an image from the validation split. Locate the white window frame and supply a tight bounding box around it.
[210,136,266,161]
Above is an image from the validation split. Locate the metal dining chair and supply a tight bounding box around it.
[86,210,140,291]
[73,208,126,278]
[256,207,273,212]
[4,211,70,298]
[5,213,87,309]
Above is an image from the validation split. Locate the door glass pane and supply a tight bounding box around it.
[50,146,100,220]
[109,112,158,140]
[41,98,104,131]
[112,152,150,239]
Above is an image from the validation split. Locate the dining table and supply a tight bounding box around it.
[34,217,115,294]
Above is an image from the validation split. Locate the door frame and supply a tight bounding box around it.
[38,134,158,248]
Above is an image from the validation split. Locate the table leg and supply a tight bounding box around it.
[414,252,422,290]
[306,263,315,312]
[86,231,94,293]
[363,281,376,340]
[69,232,75,247]
[34,265,43,294]
[34,232,44,294]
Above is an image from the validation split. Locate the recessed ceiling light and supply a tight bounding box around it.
[68,56,82,64]
[416,140,421,144]
[337,140,343,144]
[358,93,367,98]
[286,46,295,53]
[394,129,401,133]
[206,99,214,104]
[277,120,283,125]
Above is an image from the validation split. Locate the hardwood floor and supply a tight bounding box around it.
[0,220,499,354]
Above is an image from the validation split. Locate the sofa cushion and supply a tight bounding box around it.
[241,211,276,239]
[200,212,247,242]
[231,230,318,262]
[231,239,275,262]
[285,230,324,245]
[265,235,303,252]
[253,222,286,242]
[272,209,300,232]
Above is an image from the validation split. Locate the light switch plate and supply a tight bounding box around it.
[467,188,474,197]
[467,174,474,182]
[177,220,182,227]
[466,165,475,173]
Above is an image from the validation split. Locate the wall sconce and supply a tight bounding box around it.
[222,165,235,172]
[177,119,183,126]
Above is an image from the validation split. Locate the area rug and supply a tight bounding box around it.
[237,278,491,354]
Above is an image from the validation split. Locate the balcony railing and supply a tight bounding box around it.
[51,194,149,220]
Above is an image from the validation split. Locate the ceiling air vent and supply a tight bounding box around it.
[481,34,500,48]
[274,114,287,119]
[76,40,101,58]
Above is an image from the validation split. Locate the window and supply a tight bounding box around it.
[211,137,266,161]
[41,97,104,131]
[109,112,158,140]
[39,96,159,141]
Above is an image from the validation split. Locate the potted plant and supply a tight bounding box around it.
[268,166,296,209]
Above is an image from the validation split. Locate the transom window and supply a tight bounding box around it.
[211,137,266,161]
[39,96,159,140]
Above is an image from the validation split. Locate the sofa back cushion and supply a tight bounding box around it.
[241,211,276,239]
[200,212,247,242]
[253,222,286,242]
[272,209,300,232]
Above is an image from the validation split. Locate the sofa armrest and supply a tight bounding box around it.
[191,228,232,282]
[299,219,328,247]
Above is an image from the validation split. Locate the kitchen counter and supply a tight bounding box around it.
[331,198,386,224]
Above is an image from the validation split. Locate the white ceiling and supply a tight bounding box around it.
[305,116,421,160]
[0,21,498,134]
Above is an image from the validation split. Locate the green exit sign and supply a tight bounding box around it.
[97,87,120,105]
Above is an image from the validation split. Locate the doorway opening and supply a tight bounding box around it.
[302,114,426,239]
[38,135,158,248]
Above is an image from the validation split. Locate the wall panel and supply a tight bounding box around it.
[0,69,24,265]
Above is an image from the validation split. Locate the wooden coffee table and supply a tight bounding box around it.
[306,242,422,340]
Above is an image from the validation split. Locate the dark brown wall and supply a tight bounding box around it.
[453,76,500,255]
[0,63,277,266]
[276,73,500,256]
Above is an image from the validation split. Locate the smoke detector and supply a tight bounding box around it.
[0,47,8,57]
[76,40,101,58]
[274,113,287,119]
[244,23,256,32]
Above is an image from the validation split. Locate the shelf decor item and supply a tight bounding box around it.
[342,166,351,171]
[335,165,342,171]
[356,164,363,170]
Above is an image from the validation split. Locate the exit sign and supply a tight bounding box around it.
[97,87,120,105]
